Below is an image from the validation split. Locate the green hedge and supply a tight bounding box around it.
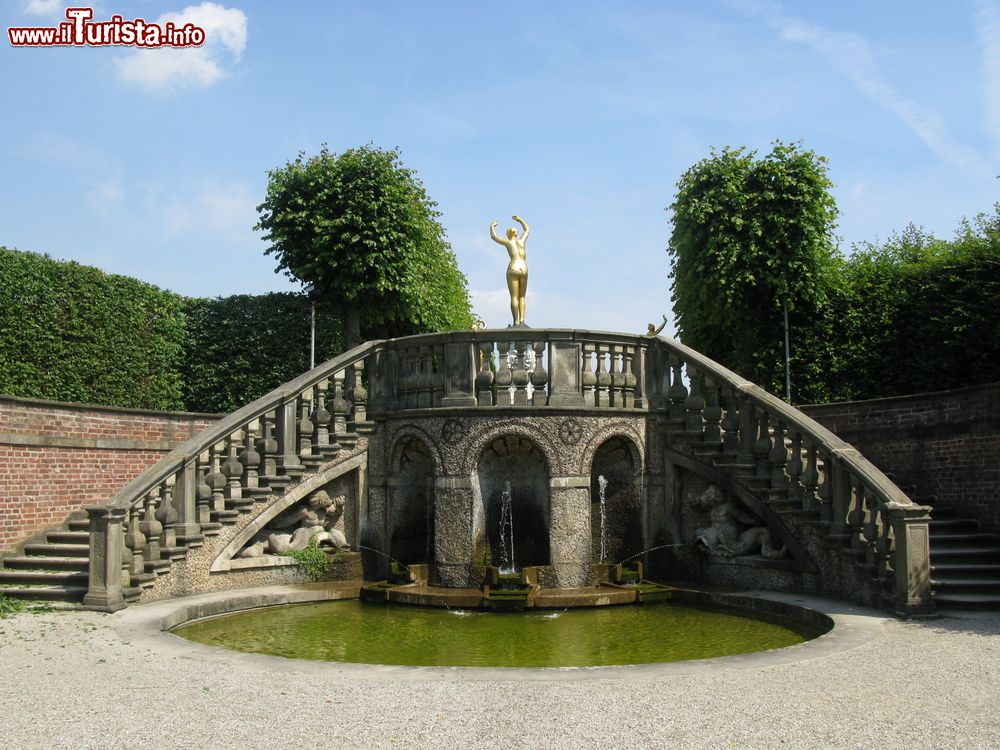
[0,248,345,412]
[181,293,343,413]
[0,247,186,410]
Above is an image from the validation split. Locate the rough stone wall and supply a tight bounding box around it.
[801,382,1000,533]
[0,395,219,551]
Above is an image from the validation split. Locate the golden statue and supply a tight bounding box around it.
[490,215,530,326]
[645,315,668,337]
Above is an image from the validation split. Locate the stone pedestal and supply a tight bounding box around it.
[434,476,475,587]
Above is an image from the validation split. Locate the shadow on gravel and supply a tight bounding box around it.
[904,612,1000,636]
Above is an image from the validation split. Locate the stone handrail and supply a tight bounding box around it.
[83,341,380,611]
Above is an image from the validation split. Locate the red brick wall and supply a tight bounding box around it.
[801,382,1000,533]
[0,395,219,552]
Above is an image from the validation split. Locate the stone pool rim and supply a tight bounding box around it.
[111,582,890,682]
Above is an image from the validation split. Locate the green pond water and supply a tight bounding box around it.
[174,600,823,668]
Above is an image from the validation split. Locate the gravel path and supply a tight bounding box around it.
[1,597,998,750]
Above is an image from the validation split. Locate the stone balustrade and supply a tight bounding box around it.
[82,329,932,615]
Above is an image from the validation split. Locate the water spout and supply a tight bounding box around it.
[597,474,608,563]
[499,480,515,574]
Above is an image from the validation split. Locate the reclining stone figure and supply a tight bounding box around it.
[239,490,349,558]
[692,485,786,560]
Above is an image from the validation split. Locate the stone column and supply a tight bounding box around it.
[82,506,127,612]
[548,476,591,587]
[434,476,475,587]
[889,505,934,615]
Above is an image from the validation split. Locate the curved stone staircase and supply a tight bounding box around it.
[0,330,937,615]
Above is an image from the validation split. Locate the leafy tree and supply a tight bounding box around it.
[255,144,473,348]
[667,141,840,401]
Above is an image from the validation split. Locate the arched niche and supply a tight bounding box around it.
[388,436,435,565]
[590,436,643,564]
[475,435,550,569]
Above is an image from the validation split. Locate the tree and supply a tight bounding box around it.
[255,144,473,349]
[666,141,840,401]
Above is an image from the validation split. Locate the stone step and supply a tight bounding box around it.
[928,518,980,533]
[932,592,1000,609]
[47,531,90,545]
[931,577,1000,590]
[929,546,1000,560]
[931,562,1000,577]
[67,519,91,532]
[0,570,87,586]
[928,506,959,519]
[928,532,1000,547]
[0,585,86,601]
[1,556,89,571]
[24,543,90,558]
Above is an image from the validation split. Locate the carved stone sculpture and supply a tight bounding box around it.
[692,485,786,560]
[239,489,349,559]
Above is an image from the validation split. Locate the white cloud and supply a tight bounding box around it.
[23,0,60,15]
[115,3,247,92]
[732,1,994,181]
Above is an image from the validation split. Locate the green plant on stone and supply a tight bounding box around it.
[281,540,339,581]
[0,594,28,619]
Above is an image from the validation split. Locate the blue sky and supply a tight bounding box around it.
[2,1,998,335]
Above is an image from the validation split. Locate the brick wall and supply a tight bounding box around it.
[0,395,220,552]
[801,382,1000,533]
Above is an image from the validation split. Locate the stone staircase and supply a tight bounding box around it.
[928,504,1000,610]
[0,517,91,602]
[0,437,358,607]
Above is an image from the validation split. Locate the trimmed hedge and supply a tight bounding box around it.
[181,293,343,414]
[0,247,186,410]
[0,248,345,412]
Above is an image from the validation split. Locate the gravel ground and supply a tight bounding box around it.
[1,596,998,750]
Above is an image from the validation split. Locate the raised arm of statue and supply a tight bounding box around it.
[490,220,506,246]
[512,214,529,242]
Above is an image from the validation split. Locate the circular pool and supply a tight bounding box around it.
[173,599,826,668]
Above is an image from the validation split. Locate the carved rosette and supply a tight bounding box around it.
[558,418,583,446]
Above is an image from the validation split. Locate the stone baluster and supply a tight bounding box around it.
[222,431,245,504]
[530,340,548,405]
[622,345,637,408]
[799,442,819,512]
[667,356,688,422]
[194,456,217,533]
[416,346,433,408]
[753,407,772,478]
[123,504,146,583]
[349,359,370,429]
[829,459,852,539]
[205,443,228,520]
[257,413,280,478]
[701,378,722,443]
[311,380,331,446]
[512,340,529,405]
[595,344,612,407]
[817,451,834,523]
[239,422,261,490]
[768,420,789,491]
[431,346,446,407]
[862,490,880,568]
[331,370,350,440]
[737,394,756,468]
[297,395,314,458]
[405,348,419,409]
[139,489,162,566]
[683,365,705,433]
[786,431,804,508]
[155,480,178,552]
[495,340,513,406]
[581,343,597,407]
[610,345,625,407]
[848,478,867,550]
[119,522,132,593]
[874,507,894,585]
[720,390,740,452]
[476,341,495,406]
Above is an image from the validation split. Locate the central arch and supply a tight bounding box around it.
[474,434,551,570]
